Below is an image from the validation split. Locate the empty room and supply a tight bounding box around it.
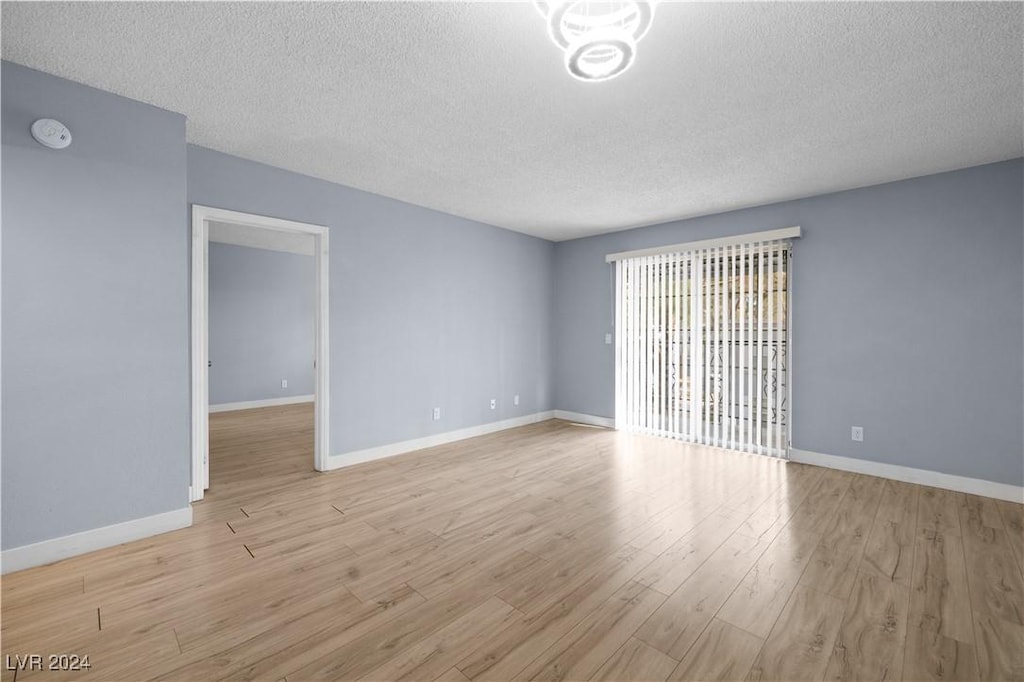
[1,2,1022,682]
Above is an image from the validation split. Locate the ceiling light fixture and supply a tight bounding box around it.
[535,1,656,82]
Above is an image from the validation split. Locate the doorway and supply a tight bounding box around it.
[190,205,330,502]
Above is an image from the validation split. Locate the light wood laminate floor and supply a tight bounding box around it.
[3,404,1022,681]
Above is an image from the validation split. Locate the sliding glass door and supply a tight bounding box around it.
[613,237,792,457]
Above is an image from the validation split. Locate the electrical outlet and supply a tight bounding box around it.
[513,394,520,406]
[281,379,288,389]
[490,398,496,410]
[851,426,864,442]
[432,407,441,421]
[604,333,613,345]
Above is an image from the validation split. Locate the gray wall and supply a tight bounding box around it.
[553,159,1024,486]
[188,145,555,456]
[209,243,314,405]
[1,62,189,550]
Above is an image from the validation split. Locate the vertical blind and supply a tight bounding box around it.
[611,234,793,458]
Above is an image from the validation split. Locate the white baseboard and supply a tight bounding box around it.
[553,410,615,429]
[1,507,193,575]
[325,411,556,470]
[790,448,1023,503]
[209,394,314,413]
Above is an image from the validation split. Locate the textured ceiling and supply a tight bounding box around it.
[3,2,1021,241]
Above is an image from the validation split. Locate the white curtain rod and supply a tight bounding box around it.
[604,226,801,263]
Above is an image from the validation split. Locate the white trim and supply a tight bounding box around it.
[324,411,556,470]
[1,507,193,574]
[604,226,801,263]
[194,206,330,236]
[191,205,330,502]
[209,394,315,413]
[790,448,1023,503]
[190,210,209,500]
[613,260,623,436]
[313,226,331,473]
[554,410,616,429]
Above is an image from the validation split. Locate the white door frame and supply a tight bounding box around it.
[190,205,330,502]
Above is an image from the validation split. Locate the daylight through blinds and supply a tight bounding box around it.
[613,238,792,457]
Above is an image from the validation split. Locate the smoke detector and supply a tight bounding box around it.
[31,119,72,149]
